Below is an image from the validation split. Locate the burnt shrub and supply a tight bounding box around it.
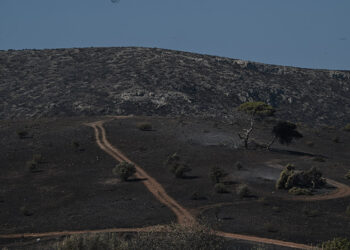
[112,162,136,181]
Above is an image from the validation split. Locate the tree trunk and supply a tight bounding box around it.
[243,115,254,149]
[267,135,277,150]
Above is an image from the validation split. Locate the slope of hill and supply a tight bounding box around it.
[1,47,349,126]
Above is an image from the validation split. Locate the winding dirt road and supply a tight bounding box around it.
[2,117,336,249]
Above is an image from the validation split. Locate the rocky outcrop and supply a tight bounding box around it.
[0,47,349,126]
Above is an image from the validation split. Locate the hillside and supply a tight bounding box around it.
[1,47,349,126]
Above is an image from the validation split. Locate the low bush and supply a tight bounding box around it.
[113,162,136,181]
[170,163,191,178]
[313,156,326,162]
[214,183,228,193]
[236,184,250,198]
[302,207,320,217]
[345,171,350,180]
[209,166,227,184]
[344,123,350,132]
[288,187,313,196]
[137,122,152,131]
[320,237,350,250]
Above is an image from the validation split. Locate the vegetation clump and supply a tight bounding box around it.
[170,163,192,178]
[344,123,350,132]
[209,166,227,184]
[214,183,228,193]
[288,187,313,196]
[113,162,136,181]
[276,164,326,193]
[320,237,350,250]
[236,184,250,198]
[345,171,350,180]
[165,153,192,178]
[55,223,225,250]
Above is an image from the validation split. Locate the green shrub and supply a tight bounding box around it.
[170,164,191,178]
[137,122,152,131]
[345,171,350,180]
[112,162,136,181]
[209,166,227,184]
[321,237,350,250]
[236,184,250,198]
[214,183,228,193]
[344,123,350,132]
[276,165,326,191]
[288,187,312,196]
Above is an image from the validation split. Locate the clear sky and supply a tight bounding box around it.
[1,0,349,70]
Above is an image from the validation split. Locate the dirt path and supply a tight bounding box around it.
[0,117,316,249]
[266,160,350,201]
[89,120,195,226]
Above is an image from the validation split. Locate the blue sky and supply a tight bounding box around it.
[1,0,349,70]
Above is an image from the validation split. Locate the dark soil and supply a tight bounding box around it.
[1,115,350,249]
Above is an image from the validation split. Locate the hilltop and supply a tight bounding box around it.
[1,47,349,125]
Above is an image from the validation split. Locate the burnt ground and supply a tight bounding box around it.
[0,117,175,247]
[103,116,350,246]
[1,115,350,249]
